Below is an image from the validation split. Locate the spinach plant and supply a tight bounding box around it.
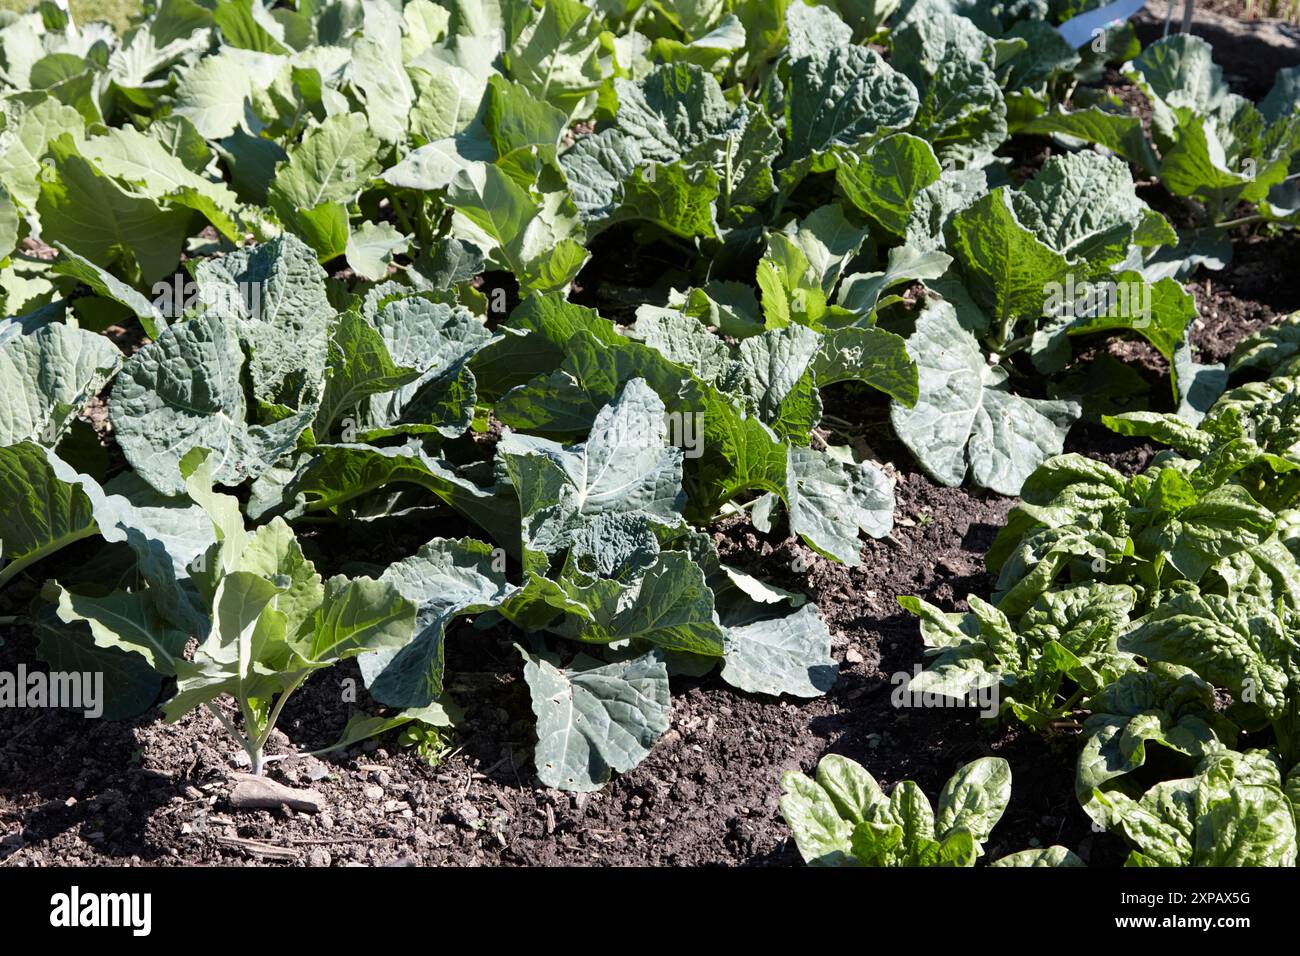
[781,752,1083,865]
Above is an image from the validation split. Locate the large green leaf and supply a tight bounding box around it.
[37,135,190,284]
[502,0,607,118]
[721,602,836,698]
[891,301,1079,495]
[447,162,587,294]
[548,549,727,657]
[784,44,918,171]
[0,321,121,446]
[935,756,1011,848]
[835,133,940,238]
[173,51,253,139]
[947,187,1072,340]
[498,377,685,554]
[192,234,331,413]
[0,442,96,587]
[1123,592,1291,720]
[110,312,313,494]
[784,445,894,564]
[519,645,671,792]
[361,537,515,708]
[80,124,242,239]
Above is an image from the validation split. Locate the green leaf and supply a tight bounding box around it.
[812,326,918,406]
[0,184,16,261]
[910,57,1006,166]
[608,162,719,239]
[295,575,416,665]
[784,44,918,171]
[721,602,837,698]
[46,584,190,676]
[80,124,242,235]
[1012,151,1171,264]
[1062,273,1197,366]
[34,606,164,720]
[313,308,420,440]
[835,245,951,323]
[550,549,727,657]
[192,234,332,414]
[0,321,121,446]
[0,96,85,209]
[519,646,671,792]
[362,538,514,708]
[780,754,884,865]
[216,0,290,52]
[357,294,490,439]
[110,313,313,494]
[269,113,381,248]
[173,51,254,139]
[287,443,522,550]
[784,445,894,564]
[935,756,1011,848]
[785,0,852,60]
[350,19,415,144]
[1078,666,1224,802]
[1102,412,1213,456]
[36,135,189,284]
[381,136,496,192]
[1015,106,1158,175]
[50,244,167,338]
[990,846,1086,867]
[947,187,1072,338]
[447,162,587,295]
[1122,592,1291,719]
[502,0,607,118]
[1229,311,1300,378]
[498,378,685,554]
[0,442,96,588]
[344,221,408,282]
[891,301,1080,495]
[733,324,822,435]
[835,133,941,237]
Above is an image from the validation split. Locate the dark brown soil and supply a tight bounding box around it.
[1188,232,1300,364]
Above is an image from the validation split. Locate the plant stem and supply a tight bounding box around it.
[249,672,311,775]
[1214,213,1267,230]
[719,140,733,221]
[993,310,1019,355]
[999,333,1035,357]
[1058,686,1086,716]
[709,497,762,525]
[388,189,414,235]
[206,702,254,767]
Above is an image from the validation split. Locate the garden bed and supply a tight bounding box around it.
[3,207,1296,872]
